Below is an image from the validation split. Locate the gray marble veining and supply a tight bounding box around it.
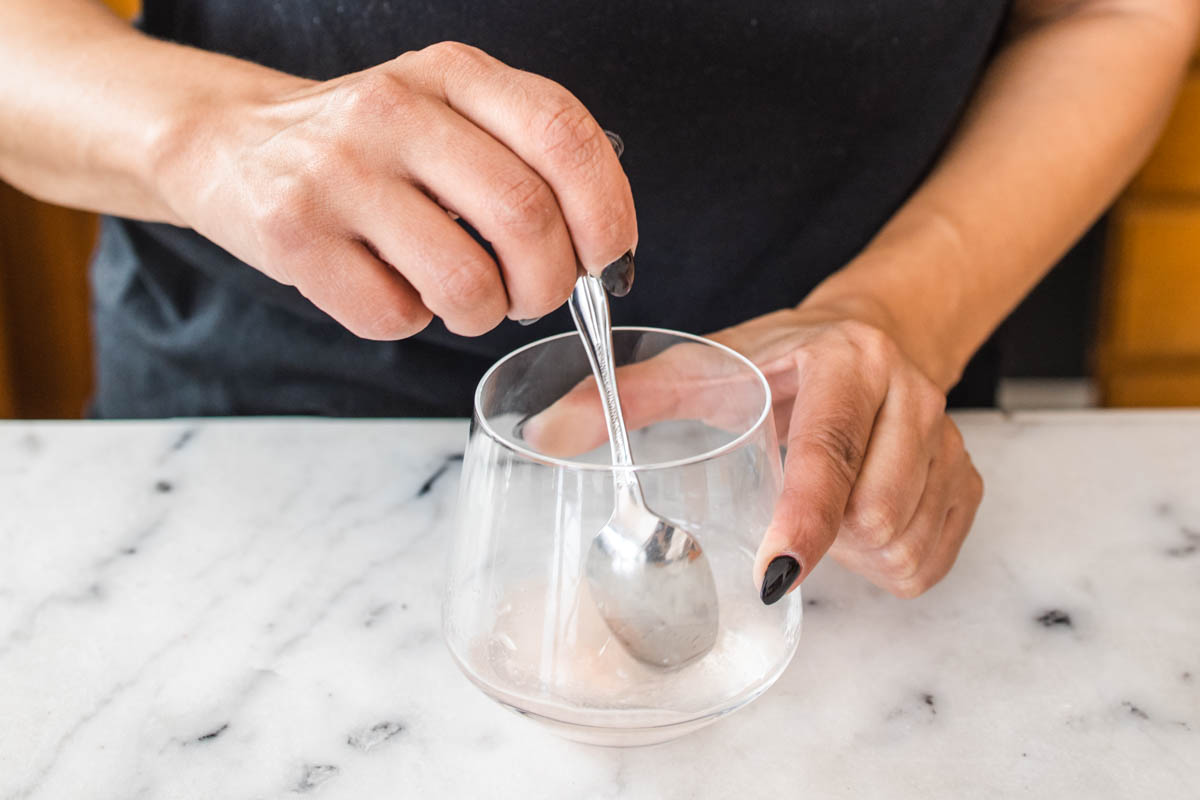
[0,412,1197,798]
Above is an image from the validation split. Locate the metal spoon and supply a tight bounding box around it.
[569,274,719,669]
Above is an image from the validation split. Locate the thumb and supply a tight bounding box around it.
[520,348,688,457]
[520,339,740,457]
[754,358,882,604]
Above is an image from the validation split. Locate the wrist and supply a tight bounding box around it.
[799,273,966,392]
[145,49,309,227]
[799,201,991,391]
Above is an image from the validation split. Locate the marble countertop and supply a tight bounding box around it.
[1,411,1198,799]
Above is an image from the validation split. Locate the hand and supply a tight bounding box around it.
[154,42,637,338]
[523,306,983,600]
[718,309,984,601]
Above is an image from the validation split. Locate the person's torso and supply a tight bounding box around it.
[92,0,1010,417]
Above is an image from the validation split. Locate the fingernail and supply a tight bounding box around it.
[601,250,635,297]
[517,317,542,326]
[604,130,624,159]
[512,413,533,441]
[760,555,801,606]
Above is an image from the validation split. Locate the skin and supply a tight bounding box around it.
[1,0,1197,598]
[0,7,637,337]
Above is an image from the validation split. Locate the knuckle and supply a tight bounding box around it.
[788,345,818,376]
[944,419,966,453]
[336,71,420,123]
[423,40,488,68]
[841,320,895,366]
[803,424,865,487]
[967,466,985,503]
[490,171,559,237]
[843,501,901,549]
[877,537,923,580]
[390,48,421,72]
[254,175,314,257]
[894,543,963,599]
[915,378,948,422]
[889,578,931,599]
[533,95,607,169]
[306,142,362,189]
[434,255,498,310]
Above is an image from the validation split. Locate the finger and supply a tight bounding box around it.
[355,182,509,336]
[754,351,887,604]
[412,43,638,275]
[890,460,983,598]
[832,421,972,594]
[290,238,431,340]
[839,379,945,550]
[830,448,949,586]
[521,341,762,456]
[522,345,699,456]
[400,100,578,320]
[520,371,681,457]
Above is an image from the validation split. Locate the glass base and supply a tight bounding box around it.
[446,585,802,747]
[456,660,780,747]
[498,700,725,747]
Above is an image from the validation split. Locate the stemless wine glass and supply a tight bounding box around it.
[442,327,802,746]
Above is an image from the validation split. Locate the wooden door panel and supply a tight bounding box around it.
[1103,367,1200,407]
[1131,74,1200,195]
[107,0,140,17]
[1100,47,1200,407]
[0,184,98,418]
[1103,201,1200,359]
[0,240,14,418]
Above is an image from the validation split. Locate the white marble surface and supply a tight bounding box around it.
[0,412,1198,799]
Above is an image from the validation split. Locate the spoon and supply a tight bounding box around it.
[568,274,719,669]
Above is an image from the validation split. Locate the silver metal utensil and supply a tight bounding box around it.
[569,274,719,669]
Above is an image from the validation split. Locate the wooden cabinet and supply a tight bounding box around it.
[1129,75,1200,195]
[107,0,140,18]
[0,248,15,418]
[0,186,97,418]
[1098,68,1200,406]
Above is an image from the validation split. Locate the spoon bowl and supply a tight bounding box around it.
[584,498,720,668]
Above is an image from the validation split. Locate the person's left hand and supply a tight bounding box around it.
[522,305,984,601]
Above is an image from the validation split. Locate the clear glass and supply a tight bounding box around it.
[442,328,802,746]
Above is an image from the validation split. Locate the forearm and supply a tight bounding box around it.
[804,0,1200,390]
[0,0,296,222]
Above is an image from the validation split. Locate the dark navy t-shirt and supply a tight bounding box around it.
[89,1,1011,418]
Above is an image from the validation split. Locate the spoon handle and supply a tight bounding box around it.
[568,275,640,488]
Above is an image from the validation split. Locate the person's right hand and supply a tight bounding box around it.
[153,42,638,338]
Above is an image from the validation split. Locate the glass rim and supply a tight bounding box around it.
[473,325,773,472]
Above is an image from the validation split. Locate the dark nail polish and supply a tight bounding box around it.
[517,317,542,326]
[600,251,635,297]
[760,555,801,606]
